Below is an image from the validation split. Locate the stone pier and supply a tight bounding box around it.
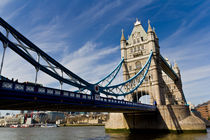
[106,19,206,133]
[105,105,206,133]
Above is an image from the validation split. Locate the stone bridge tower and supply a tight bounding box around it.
[105,19,206,132]
[120,19,186,105]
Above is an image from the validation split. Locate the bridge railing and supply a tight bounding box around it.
[0,80,156,109]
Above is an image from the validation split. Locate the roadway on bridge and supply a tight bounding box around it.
[0,80,156,113]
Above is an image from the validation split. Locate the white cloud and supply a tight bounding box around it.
[0,0,12,9]
[26,17,69,54]
[74,0,121,24]
[182,65,210,83]
[4,2,28,21]
[61,41,120,82]
[1,49,35,83]
[0,40,122,91]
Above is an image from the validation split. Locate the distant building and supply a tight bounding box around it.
[46,111,65,123]
[196,100,210,121]
[4,115,22,126]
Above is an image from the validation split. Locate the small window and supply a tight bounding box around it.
[135,61,142,70]
[129,66,132,71]
[134,47,136,52]
[141,37,144,41]
[137,38,140,43]
[133,39,136,44]
[130,48,133,53]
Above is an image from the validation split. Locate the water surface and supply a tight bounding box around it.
[0,127,209,140]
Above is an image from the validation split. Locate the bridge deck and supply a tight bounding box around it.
[0,80,156,113]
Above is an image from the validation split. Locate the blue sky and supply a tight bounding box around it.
[0,0,210,115]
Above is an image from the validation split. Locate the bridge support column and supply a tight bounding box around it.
[105,105,206,133]
[157,105,206,132]
[105,112,159,133]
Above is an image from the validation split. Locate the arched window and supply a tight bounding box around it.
[129,66,132,71]
[137,38,140,43]
[133,39,136,44]
[130,48,133,53]
[135,61,142,70]
[141,37,144,41]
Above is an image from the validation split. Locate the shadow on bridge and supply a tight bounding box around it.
[161,79,183,133]
[166,105,183,133]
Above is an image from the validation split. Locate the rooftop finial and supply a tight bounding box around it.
[134,18,141,26]
[174,60,178,68]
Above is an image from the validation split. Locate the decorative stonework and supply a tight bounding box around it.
[121,19,186,105]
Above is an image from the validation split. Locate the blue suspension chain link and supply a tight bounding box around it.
[98,51,153,97]
[75,58,124,93]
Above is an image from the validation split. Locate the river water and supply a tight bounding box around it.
[0,127,209,140]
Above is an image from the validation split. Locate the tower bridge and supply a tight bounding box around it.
[0,17,206,132]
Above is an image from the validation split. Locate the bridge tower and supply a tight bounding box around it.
[105,19,206,133]
[121,19,163,105]
[121,19,186,105]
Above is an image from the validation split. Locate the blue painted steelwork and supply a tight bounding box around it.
[99,51,153,97]
[160,55,178,80]
[75,58,124,92]
[0,80,156,112]
[96,58,124,87]
[0,17,93,90]
[0,17,154,100]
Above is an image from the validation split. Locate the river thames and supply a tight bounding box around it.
[0,126,209,140]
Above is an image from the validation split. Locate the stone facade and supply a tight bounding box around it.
[120,19,186,105]
[105,19,206,132]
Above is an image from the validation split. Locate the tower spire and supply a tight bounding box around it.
[121,29,126,41]
[147,19,153,33]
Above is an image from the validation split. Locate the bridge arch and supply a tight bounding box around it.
[132,89,154,105]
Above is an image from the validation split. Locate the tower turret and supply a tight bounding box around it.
[147,20,158,53]
[147,20,155,41]
[120,29,127,59]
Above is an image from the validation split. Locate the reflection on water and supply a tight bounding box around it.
[108,128,210,140]
[0,127,209,140]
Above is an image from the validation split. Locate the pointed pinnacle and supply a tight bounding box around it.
[147,19,153,33]
[121,28,126,41]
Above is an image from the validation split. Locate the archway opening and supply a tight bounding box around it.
[139,95,150,104]
[133,91,152,105]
